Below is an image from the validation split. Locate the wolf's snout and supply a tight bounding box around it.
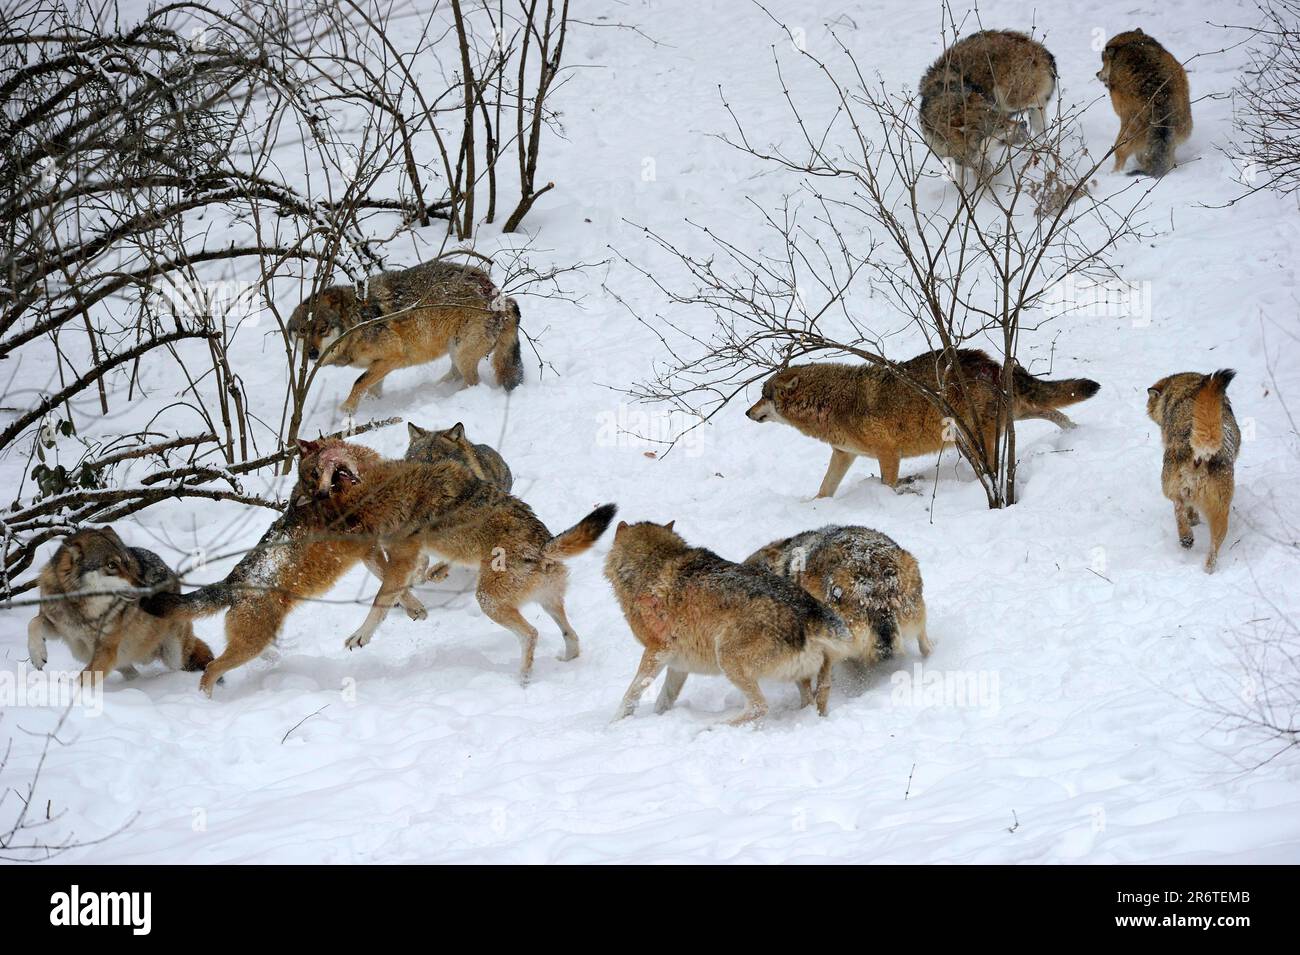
[308,347,320,360]
[746,401,770,422]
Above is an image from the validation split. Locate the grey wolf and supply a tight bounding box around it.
[144,439,614,693]
[746,349,1100,497]
[1146,370,1238,572]
[29,527,212,681]
[744,525,930,667]
[287,259,523,414]
[1097,29,1192,177]
[604,520,854,724]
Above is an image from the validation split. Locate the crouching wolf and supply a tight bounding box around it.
[1147,370,1239,573]
[29,527,213,681]
[145,439,614,694]
[919,30,1056,181]
[746,349,1100,498]
[1097,30,1192,177]
[287,259,523,415]
[744,525,930,668]
[604,520,855,725]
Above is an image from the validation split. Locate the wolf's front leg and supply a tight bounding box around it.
[340,360,399,415]
[346,545,421,650]
[27,615,50,670]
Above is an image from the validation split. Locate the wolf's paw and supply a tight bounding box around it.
[28,640,47,670]
[345,631,372,651]
[403,603,428,622]
[1179,534,1194,549]
[653,697,675,715]
[338,399,359,416]
[556,643,579,663]
[610,705,635,724]
[426,562,450,582]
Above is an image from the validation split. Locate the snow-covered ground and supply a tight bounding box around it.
[3,0,1300,863]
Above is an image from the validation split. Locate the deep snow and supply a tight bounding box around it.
[2,0,1300,863]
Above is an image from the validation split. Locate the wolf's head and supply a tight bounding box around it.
[287,287,353,362]
[404,421,471,463]
[1098,28,1147,85]
[745,368,802,424]
[50,526,148,602]
[295,438,379,503]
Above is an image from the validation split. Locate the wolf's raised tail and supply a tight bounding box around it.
[140,583,233,621]
[543,503,618,560]
[1191,369,1236,462]
[491,297,524,392]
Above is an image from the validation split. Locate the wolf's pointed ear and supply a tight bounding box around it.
[663,520,676,532]
[1135,27,1144,35]
[448,422,466,441]
[616,520,628,531]
[1147,387,1161,400]
[407,422,426,439]
[297,438,320,456]
[776,374,799,394]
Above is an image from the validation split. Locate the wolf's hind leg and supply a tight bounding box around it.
[654,668,688,714]
[813,654,833,716]
[363,550,427,622]
[477,584,540,684]
[720,661,768,726]
[200,606,282,697]
[539,587,580,662]
[347,546,422,650]
[1175,501,1194,549]
[1203,493,1231,575]
[1024,408,1075,429]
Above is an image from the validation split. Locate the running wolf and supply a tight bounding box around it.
[287,259,523,414]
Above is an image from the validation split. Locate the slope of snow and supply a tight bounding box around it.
[2,0,1299,863]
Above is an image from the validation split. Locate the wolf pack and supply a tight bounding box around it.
[25,27,1241,726]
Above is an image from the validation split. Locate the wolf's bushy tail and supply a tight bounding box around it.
[140,583,233,621]
[1191,369,1236,462]
[491,298,524,392]
[1012,365,1101,409]
[543,503,618,560]
[1129,81,1177,177]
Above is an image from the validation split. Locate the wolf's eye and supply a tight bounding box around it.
[105,559,119,575]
